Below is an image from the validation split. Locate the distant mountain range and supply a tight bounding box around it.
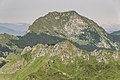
[0,23,120,36]
[0,11,120,80]
[110,30,120,36]
[0,23,29,36]
[101,24,120,33]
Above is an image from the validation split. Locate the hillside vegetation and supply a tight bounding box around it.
[0,11,120,80]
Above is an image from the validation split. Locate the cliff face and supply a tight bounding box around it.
[28,11,118,51]
[0,40,120,80]
[0,11,120,80]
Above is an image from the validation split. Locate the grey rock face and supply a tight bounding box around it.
[28,11,118,51]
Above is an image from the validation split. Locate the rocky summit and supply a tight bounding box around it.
[0,11,120,80]
[0,40,120,80]
[28,11,118,51]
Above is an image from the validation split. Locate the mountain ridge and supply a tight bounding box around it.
[27,10,118,51]
[0,10,120,80]
[111,30,120,36]
[0,40,120,80]
[0,23,29,36]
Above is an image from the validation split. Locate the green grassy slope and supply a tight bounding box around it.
[0,41,120,80]
[0,33,21,57]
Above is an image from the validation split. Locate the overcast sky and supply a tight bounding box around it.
[0,0,120,26]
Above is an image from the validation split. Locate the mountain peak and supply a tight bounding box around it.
[47,10,78,15]
[28,11,117,51]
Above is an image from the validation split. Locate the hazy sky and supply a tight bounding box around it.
[0,0,120,25]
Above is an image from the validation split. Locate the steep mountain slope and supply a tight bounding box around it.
[28,11,117,51]
[109,33,120,50]
[0,34,22,57]
[107,30,120,49]
[11,32,65,48]
[0,41,120,80]
[0,11,120,80]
